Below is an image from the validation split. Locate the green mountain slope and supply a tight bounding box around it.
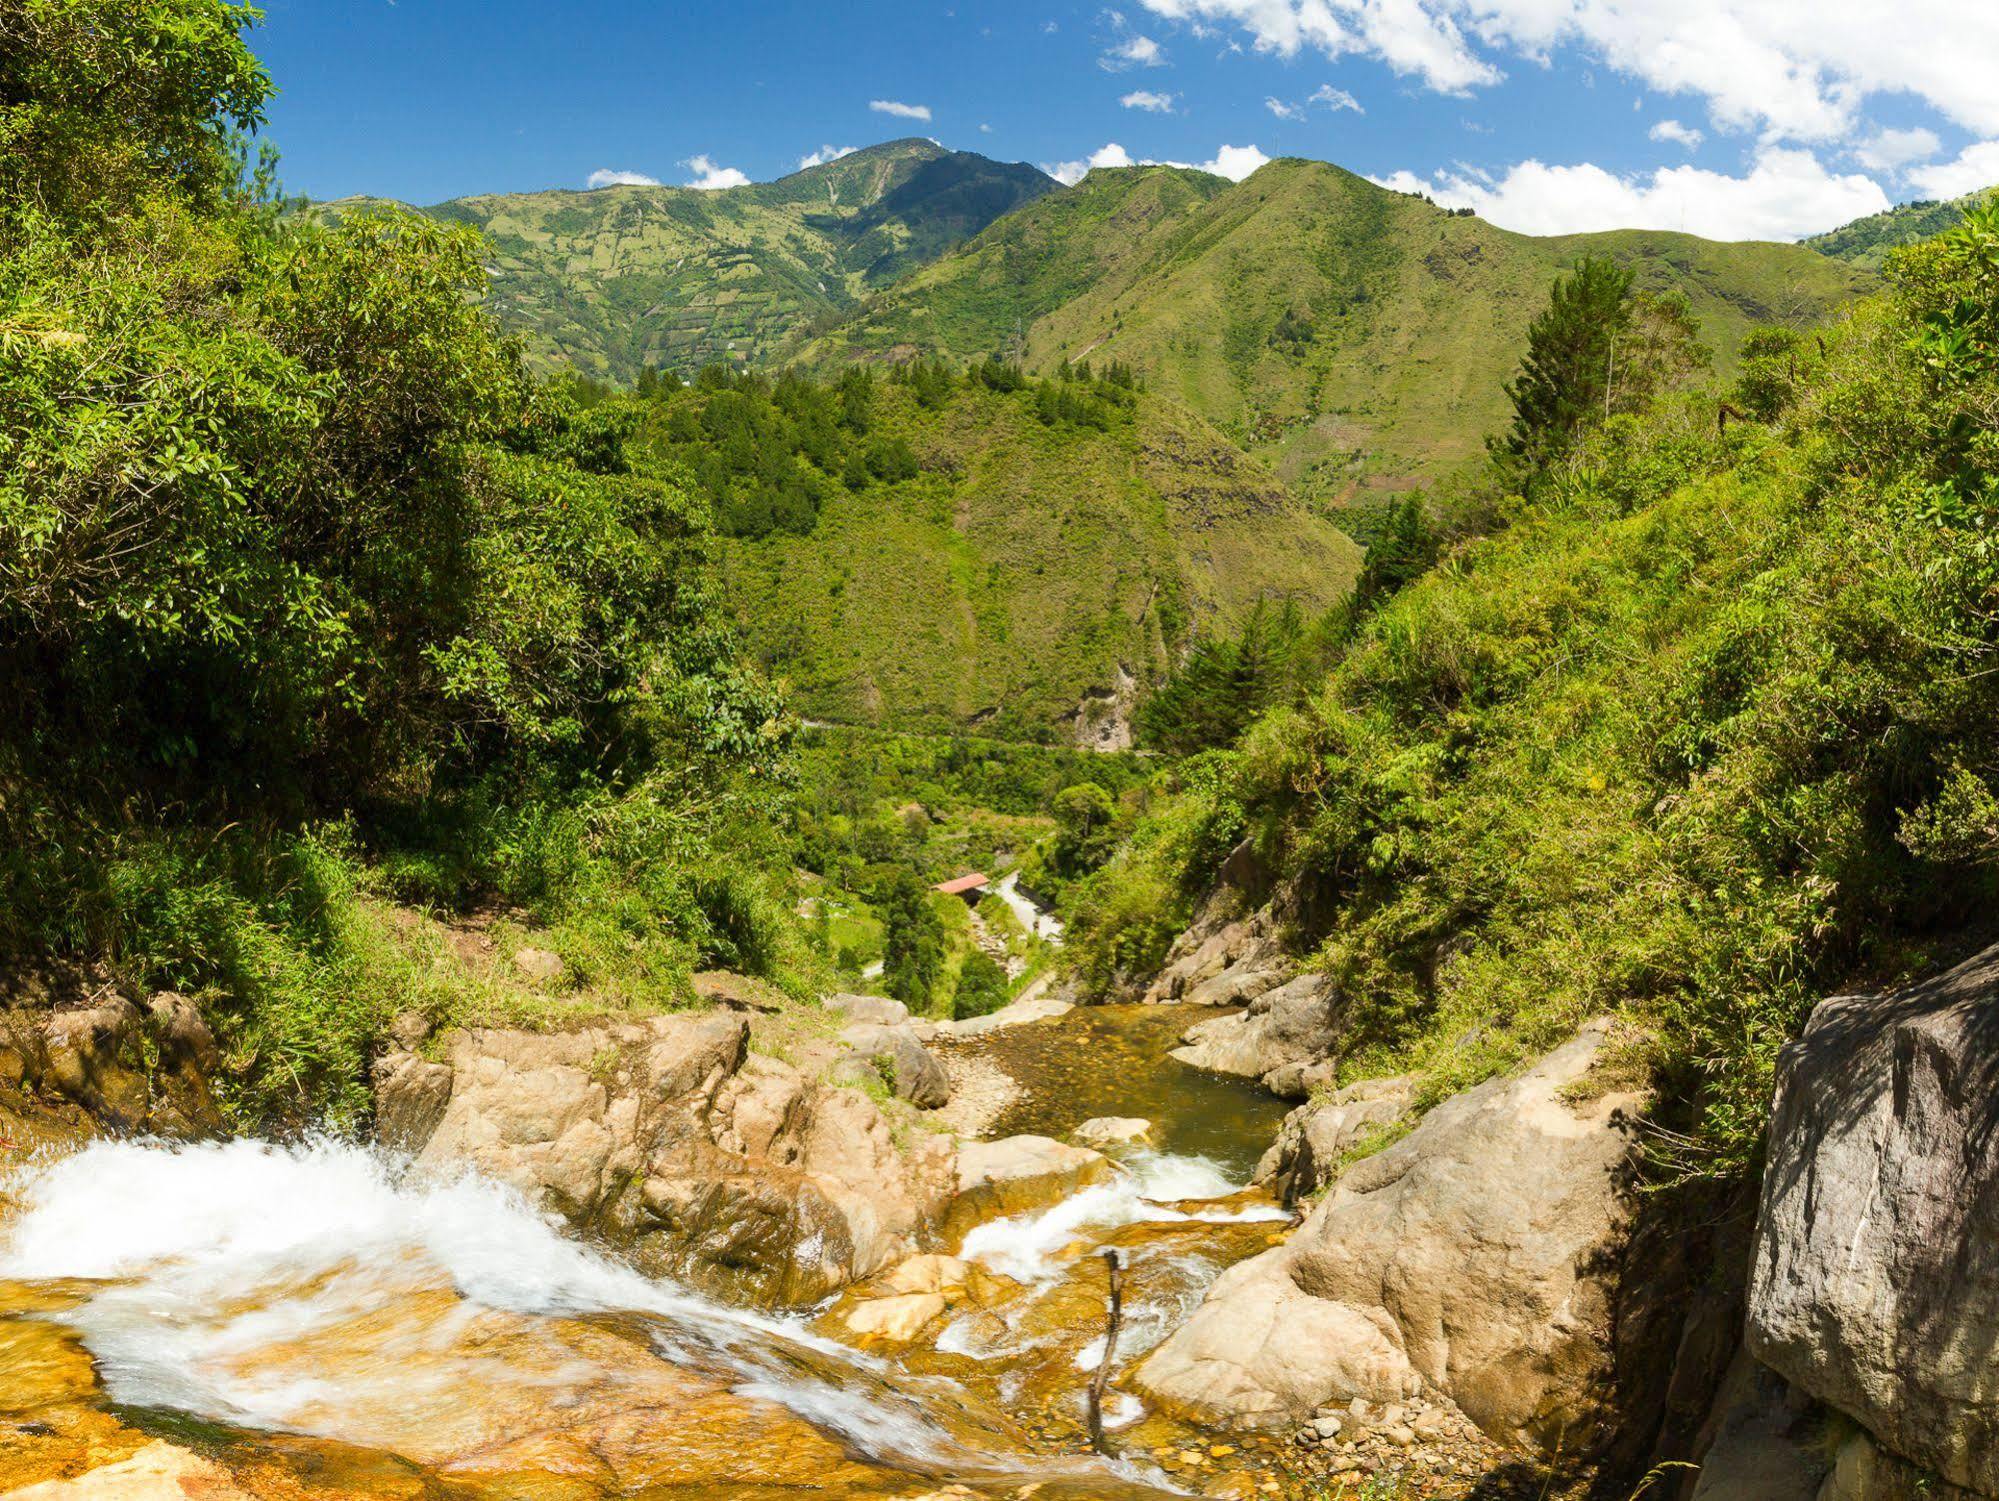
[691,377,1362,740]
[315,141,1056,380]
[1805,188,1993,268]
[803,159,1877,490]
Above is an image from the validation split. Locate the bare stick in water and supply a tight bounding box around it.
[1087,1247,1125,1454]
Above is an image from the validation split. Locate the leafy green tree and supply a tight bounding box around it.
[1051,781,1119,875]
[1491,255,1635,492]
[878,869,947,1008]
[0,0,273,227]
[951,950,1009,1020]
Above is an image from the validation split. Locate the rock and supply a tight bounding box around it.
[3,1440,256,1500]
[1142,901,1284,1005]
[387,1008,433,1051]
[512,946,565,985]
[372,1050,455,1154]
[1310,1416,1344,1440]
[1134,1021,1643,1454]
[388,1006,954,1306]
[843,1291,948,1343]
[832,994,910,1027]
[138,992,222,1138]
[1071,1116,1152,1150]
[1687,1357,1829,1501]
[42,996,148,1127]
[1170,974,1340,1081]
[1254,1076,1415,1202]
[838,1023,950,1109]
[947,1136,1113,1237]
[1183,962,1295,1009]
[1746,943,1999,1495]
[1264,1057,1343,1100]
[879,1254,971,1296]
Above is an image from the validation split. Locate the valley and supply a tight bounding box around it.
[6,5,1999,1501]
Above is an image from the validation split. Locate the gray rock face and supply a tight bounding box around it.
[836,1021,951,1108]
[1135,1022,1642,1452]
[1171,974,1340,1082]
[1142,899,1285,1005]
[1254,1075,1415,1203]
[1747,943,1999,1496]
[1687,1357,1829,1501]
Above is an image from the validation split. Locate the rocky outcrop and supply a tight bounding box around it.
[1746,943,1999,1497]
[0,990,222,1137]
[1254,1075,1414,1203]
[1142,897,1287,1005]
[1134,1022,1643,1453]
[1172,974,1340,1083]
[1071,1116,1152,1150]
[375,1010,957,1305]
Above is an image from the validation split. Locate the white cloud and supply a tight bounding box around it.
[798,144,859,170]
[1101,33,1165,69]
[585,168,661,189]
[1266,97,1306,121]
[1135,0,1999,143]
[1046,142,1136,185]
[1649,119,1704,150]
[1907,141,1999,200]
[683,154,752,191]
[1045,140,1270,186]
[1853,126,1942,172]
[870,99,933,122]
[1373,146,1889,240]
[1310,84,1362,113]
[1121,89,1177,112]
[1200,143,1271,180]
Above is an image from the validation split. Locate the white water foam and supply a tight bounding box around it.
[0,1137,955,1468]
[957,1151,1288,1286]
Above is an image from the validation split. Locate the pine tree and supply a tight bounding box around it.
[1492,255,1635,493]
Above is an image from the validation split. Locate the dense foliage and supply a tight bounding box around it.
[1072,202,1999,1176]
[1,0,794,1126]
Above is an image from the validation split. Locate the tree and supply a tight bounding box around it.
[878,870,947,1009]
[1051,782,1119,876]
[951,951,1009,1020]
[0,0,273,227]
[1491,256,1635,493]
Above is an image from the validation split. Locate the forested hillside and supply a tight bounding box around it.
[581,361,1362,738]
[1068,203,1999,1175]
[805,159,1876,492]
[1807,189,1990,268]
[317,141,1056,380]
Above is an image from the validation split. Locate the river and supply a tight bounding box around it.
[0,1005,1292,1498]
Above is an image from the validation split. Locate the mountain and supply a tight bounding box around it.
[1806,188,1992,269]
[798,158,1878,493]
[314,141,1057,380]
[688,374,1362,741]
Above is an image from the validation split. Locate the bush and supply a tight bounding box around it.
[951,951,1009,1020]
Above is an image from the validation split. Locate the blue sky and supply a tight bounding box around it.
[255,1,1999,241]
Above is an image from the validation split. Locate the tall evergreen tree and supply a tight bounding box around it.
[1492,255,1635,492]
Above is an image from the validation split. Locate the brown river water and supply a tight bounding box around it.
[0,1005,1295,1499]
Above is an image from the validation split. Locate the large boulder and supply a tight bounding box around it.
[1254,1074,1414,1203]
[1746,944,1999,1496]
[837,1022,951,1109]
[0,990,223,1138]
[375,1009,956,1305]
[1171,973,1339,1083]
[1134,1022,1643,1452]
